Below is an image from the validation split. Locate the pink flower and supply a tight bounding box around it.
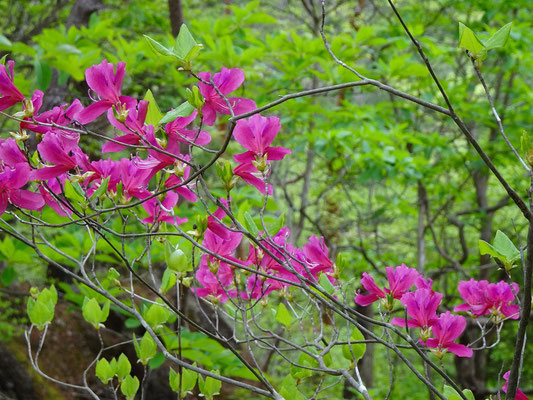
[354,264,420,308]
[32,133,87,181]
[423,311,472,358]
[0,138,27,167]
[391,289,442,330]
[102,97,149,153]
[233,162,272,195]
[39,175,73,216]
[118,158,152,200]
[0,163,44,216]
[502,371,530,400]
[302,235,335,278]
[76,60,128,124]
[233,114,291,166]
[141,191,186,225]
[165,110,211,146]
[198,67,256,126]
[194,256,236,303]
[21,100,82,151]
[454,279,519,321]
[0,60,25,111]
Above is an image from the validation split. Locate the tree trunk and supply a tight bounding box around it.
[168,0,184,37]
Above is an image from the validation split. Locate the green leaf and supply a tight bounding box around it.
[244,211,260,237]
[198,373,221,400]
[492,230,520,262]
[279,375,304,400]
[159,101,194,125]
[64,180,86,204]
[1,266,15,286]
[144,303,170,329]
[184,44,204,62]
[165,244,189,273]
[169,367,197,397]
[318,273,335,294]
[148,352,166,370]
[95,358,114,384]
[144,35,175,57]
[442,385,474,400]
[82,297,109,329]
[342,327,366,361]
[134,332,157,365]
[0,34,12,49]
[160,268,177,294]
[90,176,110,200]
[143,89,163,127]
[34,61,52,91]
[27,298,54,330]
[116,354,131,380]
[458,22,486,59]
[174,24,197,59]
[120,375,139,400]
[485,22,512,50]
[275,302,292,327]
[290,352,317,379]
[478,240,502,260]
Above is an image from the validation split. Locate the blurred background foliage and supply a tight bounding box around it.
[0,0,532,399]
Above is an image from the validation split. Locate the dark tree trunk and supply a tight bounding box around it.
[168,0,184,37]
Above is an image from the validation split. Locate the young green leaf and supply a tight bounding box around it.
[144,303,170,329]
[198,373,222,400]
[134,332,157,365]
[120,375,139,400]
[174,24,197,59]
[90,176,110,200]
[244,211,260,237]
[159,101,194,125]
[95,358,115,384]
[485,22,513,50]
[342,327,366,361]
[143,89,163,127]
[116,354,131,381]
[458,22,486,59]
[275,302,293,327]
[144,35,175,57]
[169,367,197,397]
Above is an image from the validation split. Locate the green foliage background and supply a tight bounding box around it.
[0,0,532,398]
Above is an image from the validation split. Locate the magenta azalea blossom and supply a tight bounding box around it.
[233,114,291,166]
[233,162,272,195]
[354,264,420,307]
[118,158,152,200]
[0,60,25,111]
[165,110,211,146]
[302,235,335,278]
[22,101,81,151]
[76,60,128,125]
[0,163,44,216]
[454,279,519,320]
[391,289,443,330]
[102,97,150,153]
[502,371,530,400]
[423,311,472,358]
[39,175,73,217]
[32,133,87,181]
[0,138,27,167]
[194,256,236,303]
[141,191,186,225]
[198,67,256,126]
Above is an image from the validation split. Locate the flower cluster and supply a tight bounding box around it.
[355,265,519,359]
[0,58,331,303]
[194,215,337,303]
[454,279,519,322]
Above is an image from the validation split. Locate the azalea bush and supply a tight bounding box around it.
[0,1,531,400]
